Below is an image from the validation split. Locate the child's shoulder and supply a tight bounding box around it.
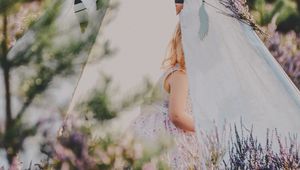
[162,65,187,93]
[163,64,185,76]
[168,69,187,82]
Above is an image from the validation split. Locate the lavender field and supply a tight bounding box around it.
[0,0,299,169]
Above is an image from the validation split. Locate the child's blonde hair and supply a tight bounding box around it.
[161,22,185,70]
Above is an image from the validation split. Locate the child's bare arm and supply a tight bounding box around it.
[168,71,195,132]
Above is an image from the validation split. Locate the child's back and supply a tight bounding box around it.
[130,64,202,169]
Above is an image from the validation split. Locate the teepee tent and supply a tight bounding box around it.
[179,0,300,141]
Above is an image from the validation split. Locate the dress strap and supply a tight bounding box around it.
[164,64,179,78]
[162,64,185,93]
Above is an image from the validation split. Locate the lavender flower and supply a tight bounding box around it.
[265,19,300,89]
[218,0,265,35]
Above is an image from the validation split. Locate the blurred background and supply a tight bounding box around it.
[0,0,299,169]
[248,0,300,89]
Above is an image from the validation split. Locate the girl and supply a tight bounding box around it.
[130,2,203,169]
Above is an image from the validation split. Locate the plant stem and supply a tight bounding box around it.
[2,12,12,128]
[1,11,14,164]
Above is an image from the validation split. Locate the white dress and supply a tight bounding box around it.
[130,64,202,169]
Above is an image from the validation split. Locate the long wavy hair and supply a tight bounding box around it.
[161,22,186,70]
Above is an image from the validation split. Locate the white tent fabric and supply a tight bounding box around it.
[180,0,300,141]
[62,0,178,134]
[53,0,108,122]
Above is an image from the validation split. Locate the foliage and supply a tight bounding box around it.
[32,73,168,169]
[248,0,300,32]
[225,124,300,169]
[264,20,300,89]
[37,129,170,170]
[193,122,300,169]
[198,124,227,169]
[247,0,300,88]
[219,0,265,35]
[0,0,109,167]
[77,74,153,122]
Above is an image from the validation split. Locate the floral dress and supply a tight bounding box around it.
[130,64,202,169]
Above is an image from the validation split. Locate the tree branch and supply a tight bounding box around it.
[1,12,12,130]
